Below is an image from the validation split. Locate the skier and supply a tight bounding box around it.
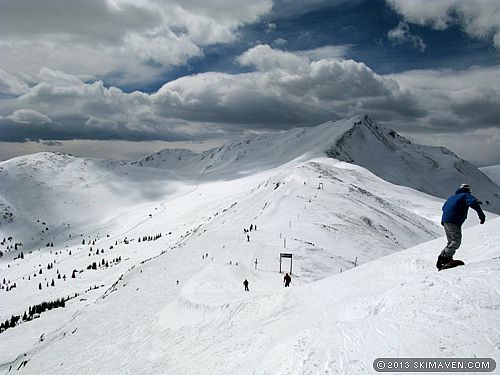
[436,184,486,270]
[283,273,291,287]
[247,234,250,242]
[243,279,249,291]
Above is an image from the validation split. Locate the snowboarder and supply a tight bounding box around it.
[243,279,249,291]
[436,184,486,270]
[283,273,291,287]
[250,224,253,231]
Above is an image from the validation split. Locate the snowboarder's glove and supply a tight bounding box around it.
[479,212,486,224]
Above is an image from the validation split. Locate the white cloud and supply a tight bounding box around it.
[237,44,310,73]
[272,38,288,46]
[0,69,29,95]
[298,45,352,60]
[386,0,500,48]
[1,46,424,142]
[387,21,426,52]
[0,0,273,83]
[387,65,500,145]
[1,47,498,165]
[7,109,52,124]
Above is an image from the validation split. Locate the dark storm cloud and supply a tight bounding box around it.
[0,117,204,143]
[1,46,498,146]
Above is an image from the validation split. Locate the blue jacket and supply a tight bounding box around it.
[441,188,485,226]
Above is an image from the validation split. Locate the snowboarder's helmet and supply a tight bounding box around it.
[460,183,471,191]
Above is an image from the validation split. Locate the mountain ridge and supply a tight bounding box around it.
[133,114,500,213]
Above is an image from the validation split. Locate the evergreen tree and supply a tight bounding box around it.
[39,282,42,290]
[51,279,55,287]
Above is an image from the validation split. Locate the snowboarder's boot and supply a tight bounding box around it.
[436,253,453,271]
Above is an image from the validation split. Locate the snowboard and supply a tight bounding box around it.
[439,259,465,271]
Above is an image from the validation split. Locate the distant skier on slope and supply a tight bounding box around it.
[436,184,486,271]
[243,279,249,291]
[283,273,291,287]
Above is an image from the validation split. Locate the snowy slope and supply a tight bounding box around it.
[480,165,500,185]
[2,214,498,374]
[0,157,446,325]
[0,115,498,374]
[0,152,194,253]
[135,115,500,213]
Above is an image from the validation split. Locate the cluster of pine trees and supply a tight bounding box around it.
[0,296,70,334]
[1,236,22,252]
[87,257,121,270]
[88,247,105,256]
[13,251,24,260]
[1,278,16,292]
[138,233,162,242]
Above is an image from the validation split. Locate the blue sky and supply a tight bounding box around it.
[0,0,499,165]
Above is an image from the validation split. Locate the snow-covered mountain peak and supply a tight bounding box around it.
[134,115,500,213]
